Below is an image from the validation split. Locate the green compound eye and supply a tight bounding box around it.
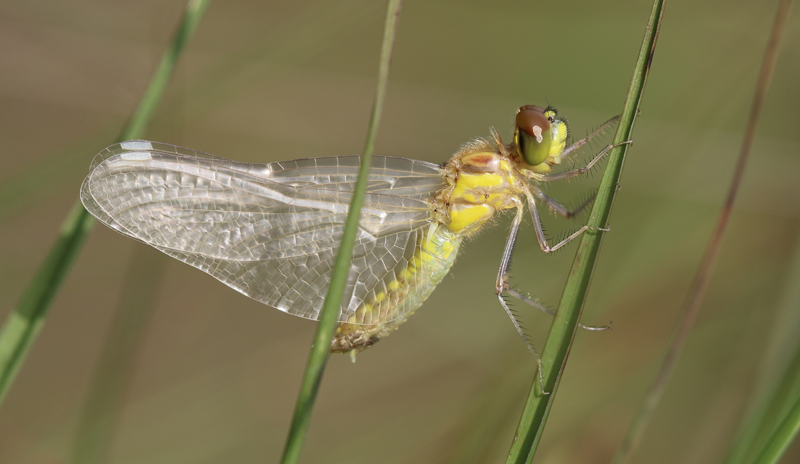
[514,105,553,167]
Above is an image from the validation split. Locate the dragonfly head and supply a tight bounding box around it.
[514,105,568,169]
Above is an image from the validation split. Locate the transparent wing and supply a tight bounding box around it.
[81,140,446,322]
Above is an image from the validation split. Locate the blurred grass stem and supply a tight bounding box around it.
[0,0,212,407]
[611,1,794,463]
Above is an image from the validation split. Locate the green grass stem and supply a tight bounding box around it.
[279,1,403,463]
[725,235,800,464]
[751,393,800,464]
[0,0,212,407]
[735,341,800,464]
[504,1,664,462]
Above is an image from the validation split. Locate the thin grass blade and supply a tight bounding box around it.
[504,1,665,462]
[279,1,403,463]
[610,1,793,463]
[0,0,213,407]
[725,239,800,464]
[751,393,800,464]
[737,342,800,464]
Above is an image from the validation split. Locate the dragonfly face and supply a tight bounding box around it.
[513,105,568,171]
[81,106,618,358]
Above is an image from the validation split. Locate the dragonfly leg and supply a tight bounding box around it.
[495,200,549,393]
[505,287,610,331]
[533,188,595,219]
[522,193,611,331]
[559,115,620,161]
[526,192,609,254]
[534,140,632,183]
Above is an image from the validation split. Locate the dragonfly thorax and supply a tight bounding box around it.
[440,149,523,234]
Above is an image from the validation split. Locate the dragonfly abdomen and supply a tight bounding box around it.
[331,223,461,354]
[330,145,528,353]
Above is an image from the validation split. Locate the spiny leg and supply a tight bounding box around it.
[528,140,631,250]
[505,192,609,331]
[534,140,632,183]
[494,200,549,393]
[505,288,609,331]
[527,192,609,254]
[559,115,621,161]
[492,130,622,363]
[533,188,595,219]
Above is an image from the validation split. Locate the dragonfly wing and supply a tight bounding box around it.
[81,140,445,322]
[266,154,445,200]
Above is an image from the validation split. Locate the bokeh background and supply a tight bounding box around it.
[1,0,799,463]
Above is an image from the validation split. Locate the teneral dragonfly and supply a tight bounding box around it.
[80,105,618,360]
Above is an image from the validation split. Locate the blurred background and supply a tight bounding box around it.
[1,0,799,463]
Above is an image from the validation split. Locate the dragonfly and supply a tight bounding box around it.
[81,105,620,363]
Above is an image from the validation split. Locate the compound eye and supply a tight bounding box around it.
[514,105,553,166]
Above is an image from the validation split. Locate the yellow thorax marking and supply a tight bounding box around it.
[448,204,493,232]
[452,172,506,202]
